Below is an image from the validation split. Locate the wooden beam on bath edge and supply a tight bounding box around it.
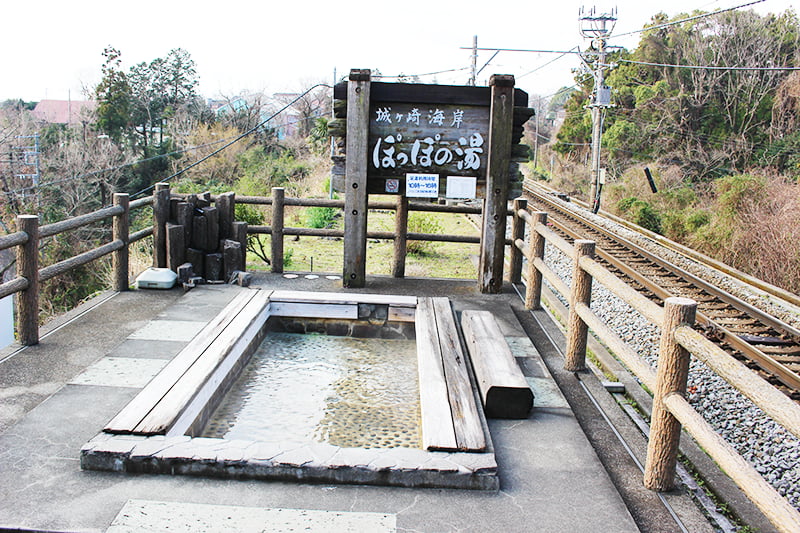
[461,310,533,419]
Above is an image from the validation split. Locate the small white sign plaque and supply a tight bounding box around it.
[446,176,477,199]
[406,173,439,198]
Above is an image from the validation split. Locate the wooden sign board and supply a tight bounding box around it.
[332,81,528,197]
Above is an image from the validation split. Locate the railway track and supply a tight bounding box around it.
[521,182,800,401]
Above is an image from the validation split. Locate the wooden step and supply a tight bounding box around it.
[461,310,533,419]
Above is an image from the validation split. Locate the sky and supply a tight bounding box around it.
[1,0,795,104]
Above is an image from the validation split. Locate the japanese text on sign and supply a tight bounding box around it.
[406,173,439,198]
[369,103,489,180]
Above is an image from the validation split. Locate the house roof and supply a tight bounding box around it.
[32,99,96,124]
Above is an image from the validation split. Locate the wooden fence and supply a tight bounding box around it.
[1,184,498,345]
[0,193,153,346]
[6,186,798,530]
[509,199,800,533]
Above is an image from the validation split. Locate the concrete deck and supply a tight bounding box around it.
[0,274,715,532]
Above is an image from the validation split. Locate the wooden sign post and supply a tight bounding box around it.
[334,69,531,290]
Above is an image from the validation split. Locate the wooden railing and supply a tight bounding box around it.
[509,200,800,533]
[166,185,497,278]
[2,184,496,346]
[0,193,153,346]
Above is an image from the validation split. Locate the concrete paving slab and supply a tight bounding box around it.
[128,320,207,342]
[107,500,396,532]
[69,357,168,388]
[0,275,714,532]
[109,339,186,360]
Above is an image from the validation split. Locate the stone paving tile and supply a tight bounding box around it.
[109,339,187,360]
[526,376,569,409]
[127,320,206,342]
[68,357,168,388]
[107,499,396,533]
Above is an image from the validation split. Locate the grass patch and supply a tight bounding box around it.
[246,200,480,279]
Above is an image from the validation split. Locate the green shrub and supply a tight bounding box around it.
[406,212,443,255]
[306,206,338,229]
[617,196,662,234]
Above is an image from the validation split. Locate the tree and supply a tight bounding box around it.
[95,46,131,142]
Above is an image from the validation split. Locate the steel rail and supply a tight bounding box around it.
[524,186,800,393]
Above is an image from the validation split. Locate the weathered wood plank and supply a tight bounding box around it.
[343,69,370,288]
[269,302,358,320]
[415,297,458,451]
[388,306,416,322]
[104,289,259,434]
[479,75,515,294]
[461,310,533,419]
[133,290,272,435]
[270,290,416,307]
[431,298,486,451]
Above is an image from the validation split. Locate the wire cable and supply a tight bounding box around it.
[611,0,766,38]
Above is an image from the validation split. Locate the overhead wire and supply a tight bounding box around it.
[611,0,766,38]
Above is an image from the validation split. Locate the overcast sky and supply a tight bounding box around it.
[1,0,795,104]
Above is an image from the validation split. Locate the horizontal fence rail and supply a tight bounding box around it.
[1,193,151,345]
[511,205,800,532]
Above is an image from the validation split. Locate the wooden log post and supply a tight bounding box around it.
[644,297,697,491]
[479,75,515,294]
[216,191,235,241]
[233,221,248,272]
[175,202,194,251]
[271,187,285,273]
[112,193,130,292]
[166,223,185,272]
[392,195,409,278]
[17,215,39,346]
[507,197,526,283]
[343,69,371,288]
[525,211,547,310]
[564,239,595,371]
[202,207,219,251]
[153,182,170,268]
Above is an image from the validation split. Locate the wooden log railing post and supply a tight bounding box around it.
[392,195,409,278]
[644,297,697,491]
[524,211,547,310]
[271,187,285,273]
[507,197,526,283]
[17,215,39,346]
[153,182,170,268]
[479,74,515,294]
[112,193,130,292]
[343,68,371,288]
[216,191,235,241]
[564,239,595,371]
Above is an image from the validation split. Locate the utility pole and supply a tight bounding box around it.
[579,7,616,213]
[469,35,478,86]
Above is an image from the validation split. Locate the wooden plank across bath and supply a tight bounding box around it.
[461,310,533,419]
[104,289,270,435]
[270,290,416,308]
[133,289,272,435]
[431,298,486,452]
[415,297,458,451]
[269,302,358,319]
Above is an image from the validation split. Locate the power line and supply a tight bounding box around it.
[130,83,332,199]
[611,0,766,38]
[460,46,584,55]
[518,48,579,80]
[619,59,800,71]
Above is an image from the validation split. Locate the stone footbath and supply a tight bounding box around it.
[81,289,498,489]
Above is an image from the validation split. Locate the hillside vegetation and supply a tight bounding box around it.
[544,7,800,293]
